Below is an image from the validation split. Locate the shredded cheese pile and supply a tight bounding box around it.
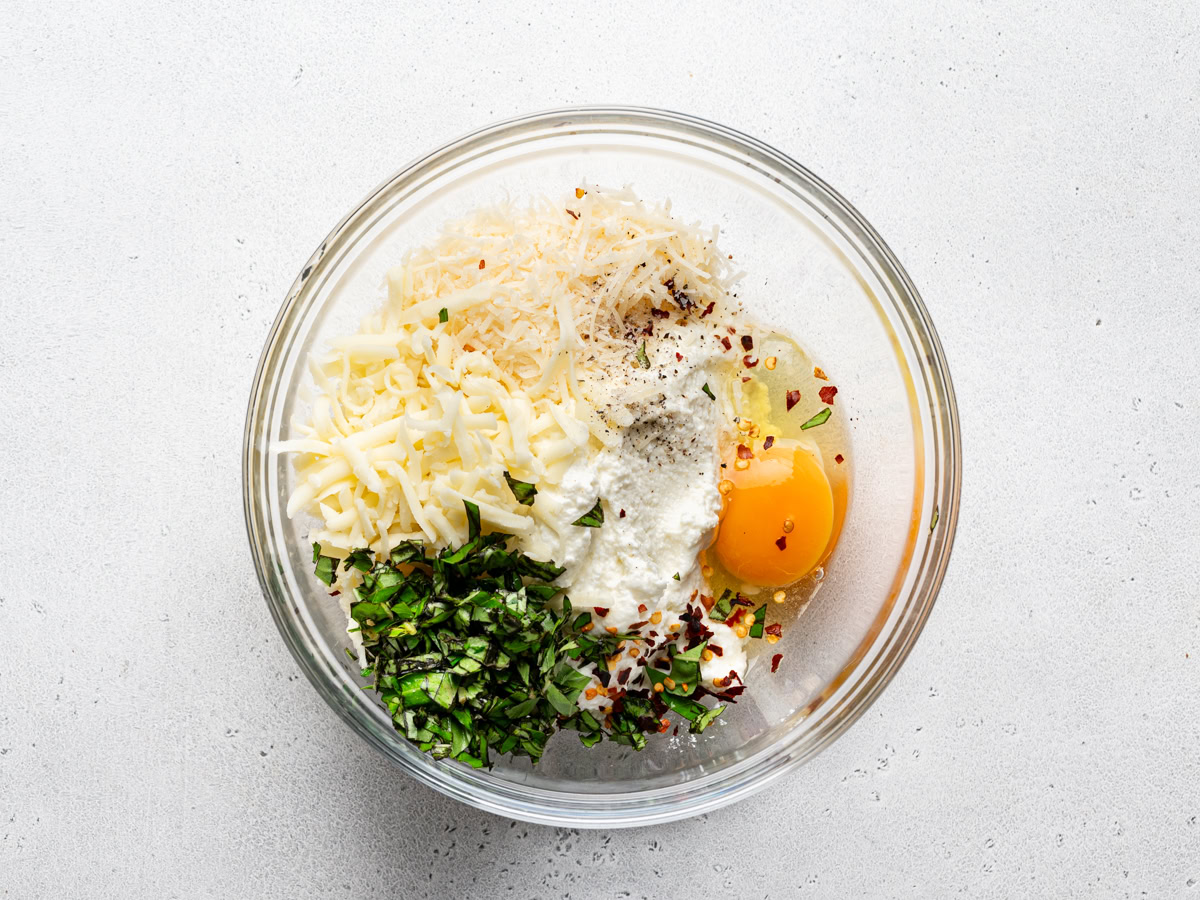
[279,186,741,558]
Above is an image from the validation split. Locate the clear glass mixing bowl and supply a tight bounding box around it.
[243,107,961,827]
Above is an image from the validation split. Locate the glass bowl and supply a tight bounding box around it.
[243,107,961,827]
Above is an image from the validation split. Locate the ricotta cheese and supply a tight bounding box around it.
[522,317,752,704]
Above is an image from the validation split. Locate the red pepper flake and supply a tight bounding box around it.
[712,684,746,701]
[763,435,775,450]
[770,653,783,673]
[699,593,715,611]
[727,326,737,335]
[813,366,828,381]
[741,376,751,383]
[786,389,801,411]
[650,307,670,319]
[709,643,724,656]
[731,595,754,607]
[835,453,845,464]
[663,278,692,309]
[720,336,732,351]
[675,352,683,361]
[565,208,579,220]
[736,444,753,460]
[619,509,626,518]
[775,535,787,551]
[672,725,679,736]
[819,385,838,405]
[478,259,486,269]
[593,607,610,617]
[658,717,671,734]
[765,623,782,637]
[742,355,758,368]
[637,603,648,614]
[699,301,716,318]
[617,668,631,685]
[740,335,754,351]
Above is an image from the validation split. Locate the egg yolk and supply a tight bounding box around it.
[714,439,834,586]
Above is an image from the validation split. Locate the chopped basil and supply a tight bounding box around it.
[672,572,681,581]
[749,604,767,639]
[342,548,374,573]
[312,542,337,586]
[659,691,707,722]
[313,499,724,766]
[635,340,650,369]
[701,382,716,401]
[503,472,538,506]
[572,498,604,528]
[658,688,724,733]
[666,642,705,695]
[389,541,427,565]
[800,408,832,430]
[693,704,724,732]
[930,504,939,532]
[647,642,705,698]
[647,650,725,734]
[710,589,735,623]
[517,555,566,581]
[438,307,448,323]
[544,683,578,718]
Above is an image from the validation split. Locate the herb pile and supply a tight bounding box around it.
[313,498,740,767]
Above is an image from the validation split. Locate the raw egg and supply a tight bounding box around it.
[714,438,834,586]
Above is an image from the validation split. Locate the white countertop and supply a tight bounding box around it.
[3,2,1197,896]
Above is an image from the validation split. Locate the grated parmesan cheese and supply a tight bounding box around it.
[278,187,743,565]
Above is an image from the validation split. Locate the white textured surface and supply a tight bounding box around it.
[2,2,1198,896]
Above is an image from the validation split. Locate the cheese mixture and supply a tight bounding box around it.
[280,186,846,753]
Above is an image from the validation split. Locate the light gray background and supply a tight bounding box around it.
[2,2,1197,897]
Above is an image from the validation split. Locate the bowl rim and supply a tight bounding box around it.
[243,105,962,827]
